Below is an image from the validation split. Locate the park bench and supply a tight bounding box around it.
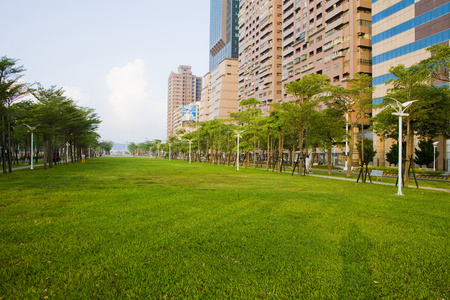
[370,169,383,181]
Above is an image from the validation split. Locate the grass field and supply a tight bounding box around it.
[1,157,449,299]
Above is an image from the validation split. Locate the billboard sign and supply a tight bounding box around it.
[182,105,197,125]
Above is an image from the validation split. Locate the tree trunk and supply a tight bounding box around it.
[253,131,257,168]
[327,146,333,175]
[298,130,304,176]
[43,137,48,170]
[47,137,53,168]
[266,132,270,170]
[347,115,354,178]
[404,116,414,187]
[7,112,12,173]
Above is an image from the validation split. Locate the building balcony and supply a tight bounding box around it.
[307,25,325,40]
[325,7,343,24]
[323,42,333,51]
[332,51,344,60]
[357,38,372,48]
[292,36,305,47]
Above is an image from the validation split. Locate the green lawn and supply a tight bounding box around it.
[1,158,449,299]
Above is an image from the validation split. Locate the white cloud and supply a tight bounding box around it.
[101,59,166,143]
[63,86,91,107]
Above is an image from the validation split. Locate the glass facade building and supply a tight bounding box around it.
[371,0,450,169]
[209,0,239,72]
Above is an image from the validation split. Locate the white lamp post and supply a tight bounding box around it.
[157,144,160,158]
[187,139,192,164]
[66,142,70,164]
[433,141,439,171]
[344,113,349,171]
[168,143,172,161]
[385,98,418,196]
[24,124,39,170]
[234,130,244,171]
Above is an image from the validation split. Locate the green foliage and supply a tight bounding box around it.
[414,139,438,167]
[0,56,26,107]
[284,73,330,104]
[309,107,347,149]
[412,85,450,139]
[98,140,113,154]
[385,142,405,166]
[371,105,400,141]
[420,44,450,83]
[356,138,377,163]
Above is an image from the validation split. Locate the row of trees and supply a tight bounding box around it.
[152,73,373,177]
[0,56,103,173]
[153,45,448,182]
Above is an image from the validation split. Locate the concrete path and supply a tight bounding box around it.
[308,174,450,193]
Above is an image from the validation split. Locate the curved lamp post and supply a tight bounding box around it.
[168,143,172,161]
[186,139,192,164]
[234,130,244,171]
[66,142,70,164]
[433,141,439,171]
[24,124,40,170]
[385,98,418,196]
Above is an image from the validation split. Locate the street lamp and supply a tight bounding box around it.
[344,108,355,172]
[157,144,160,158]
[187,139,192,164]
[24,124,39,170]
[234,130,244,171]
[433,141,439,171]
[385,98,418,196]
[66,142,70,164]
[168,143,172,161]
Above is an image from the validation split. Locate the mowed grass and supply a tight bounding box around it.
[0,158,448,299]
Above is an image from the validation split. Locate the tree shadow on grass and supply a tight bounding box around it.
[339,223,378,299]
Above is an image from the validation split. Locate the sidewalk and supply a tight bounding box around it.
[307,173,450,193]
[1,164,44,172]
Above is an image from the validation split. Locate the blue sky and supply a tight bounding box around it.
[2,0,210,144]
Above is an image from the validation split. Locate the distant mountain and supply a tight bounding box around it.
[112,143,128,151]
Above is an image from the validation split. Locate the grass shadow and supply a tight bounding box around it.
[339,223,378,299]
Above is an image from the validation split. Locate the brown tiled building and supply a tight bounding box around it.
[167,65,202,138]
[200,58,239,121]
[238,0,284,113]
[281,0,372,100]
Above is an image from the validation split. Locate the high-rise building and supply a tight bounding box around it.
[281,0,372,100]
[238,0,284,113]
[209,0,240,72]
[201,0,240,122]
[371,0,450,167]
[167,66,202,138]
[200,58,239,121]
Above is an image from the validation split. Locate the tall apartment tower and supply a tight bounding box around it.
[238,0,284,113]
[167,66,202,138]
[209,0,240,72]
[281,0,372,101]
[200,0,240,122]
[200,59,239,121]
[371,0,450,167]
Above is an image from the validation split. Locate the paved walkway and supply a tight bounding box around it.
[308,174,450,193]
